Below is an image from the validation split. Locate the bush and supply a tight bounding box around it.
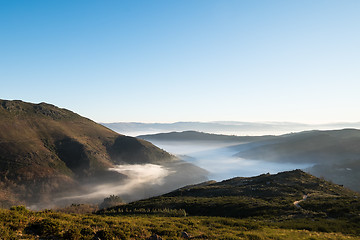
[95,229,114,240]
[10,205,29,213]
[26,219,61,237]
[99,195,125,209]
[80,226,95,237]
[63,226,81,240]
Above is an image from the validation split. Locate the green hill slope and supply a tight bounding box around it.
[101,170,360,219]
[0,100,175,207]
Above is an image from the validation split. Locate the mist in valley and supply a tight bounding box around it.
[148,140,314,181]
[47,160,208,210]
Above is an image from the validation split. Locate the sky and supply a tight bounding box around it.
[1,0,359,123]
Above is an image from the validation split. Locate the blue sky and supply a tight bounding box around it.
[1,1,359,123]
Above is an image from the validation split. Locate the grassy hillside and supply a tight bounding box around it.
[101,170,360,219]
[0,100,175,208]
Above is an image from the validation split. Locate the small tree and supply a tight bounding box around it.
[99,195,124,209]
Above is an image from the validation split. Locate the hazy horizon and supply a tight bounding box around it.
[103,120,360,137]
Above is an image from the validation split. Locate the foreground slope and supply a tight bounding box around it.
[0,100,174,207]
[1,207,360,239]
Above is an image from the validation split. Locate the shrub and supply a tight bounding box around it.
[95,229,114,240]
[63,226,81,240]
[99,195,125,209]
[80,227,95,238]
[9,205,29,213]
[26,218,61,237]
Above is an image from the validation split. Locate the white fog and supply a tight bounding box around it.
[149,140,314,181]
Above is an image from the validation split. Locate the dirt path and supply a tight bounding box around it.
[293,194,307,208]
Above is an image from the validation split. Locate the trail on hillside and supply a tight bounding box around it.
[294,194,308,208]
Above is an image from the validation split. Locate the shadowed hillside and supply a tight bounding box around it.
[234,129,360,192]
[235,129,360,164]
[0,100,175,208]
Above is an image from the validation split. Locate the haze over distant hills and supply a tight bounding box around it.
[138,130,360,193]
[138,130,275,143]
[102,121,360,136]
[233,129,360,192]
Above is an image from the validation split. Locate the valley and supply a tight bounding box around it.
[136,136,312,181]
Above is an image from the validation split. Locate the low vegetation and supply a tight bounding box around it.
[1,206,360,240]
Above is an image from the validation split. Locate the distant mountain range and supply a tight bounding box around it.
[102,121,360,136]
[138,130,275,143]
[0,100,200,208]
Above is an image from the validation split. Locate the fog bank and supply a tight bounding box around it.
[149,140,313,181]
[52,161,208,208]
